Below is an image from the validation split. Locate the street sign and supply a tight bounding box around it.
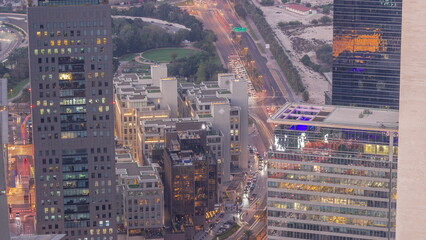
[233,27,247,32]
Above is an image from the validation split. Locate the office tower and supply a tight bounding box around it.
[332,0,402,109]
[0,78,10,240]
[267,103,398,240]
[397,1,426,238]
[28,1,117,239]
[163,129,218,238]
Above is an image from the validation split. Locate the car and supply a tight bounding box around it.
[250,186,255,191]
[219,213,224,218]
[252,194,257,198]
[249,196,254,201]
[215,218,221,223]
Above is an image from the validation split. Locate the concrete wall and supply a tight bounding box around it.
[397,0,426,239]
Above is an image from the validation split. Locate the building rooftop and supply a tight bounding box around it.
[268,103,399,131]
[286,4,312,12]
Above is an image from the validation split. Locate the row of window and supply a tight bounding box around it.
[34,21,106,31]
[34,46,106,55]
[35,29,107,38]
[267,182,391,199]
[268,200,390,218]
[267,191,394,209]
[268,172,391,189]
[268,210,390,228]
[268,220,392,238]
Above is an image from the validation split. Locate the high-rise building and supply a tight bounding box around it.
[332,0,402,109]
[267,103,398,240]
[397,1,426,239]
[163,128,218,238]
[0,78,10,240]
[28,1,117,239]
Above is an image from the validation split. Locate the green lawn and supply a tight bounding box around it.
[142,48,199,63]
[119,53,137,62]
[8,78,29,99]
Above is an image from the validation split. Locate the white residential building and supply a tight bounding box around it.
[178,73,249,182]
[116,152,164,238]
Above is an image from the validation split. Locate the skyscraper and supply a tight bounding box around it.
[28,1,117,239]
[0,78,10,240]
[332,0,402,109]
[267,103,398,240]
[397,1,426,239]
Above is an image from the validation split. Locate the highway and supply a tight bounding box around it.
[183,1,299,238]
[188,0,291,148]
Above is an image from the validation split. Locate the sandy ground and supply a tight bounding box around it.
[254,0,333,104]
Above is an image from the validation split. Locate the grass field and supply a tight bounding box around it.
[8,78,29,99]
[142,48,199,63]
[119,53,137,62]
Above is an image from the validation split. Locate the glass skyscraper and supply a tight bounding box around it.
[332,0,402,109]
[267,104,398,240]
[28,0,116,239]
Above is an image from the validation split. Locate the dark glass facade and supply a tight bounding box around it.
[267,124,398,240]
[332,0,402,109]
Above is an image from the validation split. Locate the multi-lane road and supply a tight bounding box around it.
[190,0,296,148]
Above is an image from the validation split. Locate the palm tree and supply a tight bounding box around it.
[243,229,254,240]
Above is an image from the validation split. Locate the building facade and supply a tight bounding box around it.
[332,0,402,109]
[163,129,218,238]
[113,65,177,163]
[267,103,398,240]
[397,1,426,238]
[0,78,10,240]
[116,161,164,238]
[178,73,249,182]
[28,1,117,239]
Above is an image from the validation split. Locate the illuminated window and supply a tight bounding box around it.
[96,38,101,45]
[103,38,107,44]
[59,73,72,80]
[34,49,39,55]
[50,40,54,46]
[64,40,69,46]
[37,31,41,37]
[44,31,48,37]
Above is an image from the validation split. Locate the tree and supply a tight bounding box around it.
[235,4,247,18]
[281,0,288,3]
[323,5,331,14]
[310,19,319,25]
[277,21,288,28]
[319,16,332,24]
[260,0,274,6]
[295,0,301,3]
[303,90,309,101]
[170,52,178,62]
[305,3,312,7]
[243,230,254,240]
[316,44,332,65]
